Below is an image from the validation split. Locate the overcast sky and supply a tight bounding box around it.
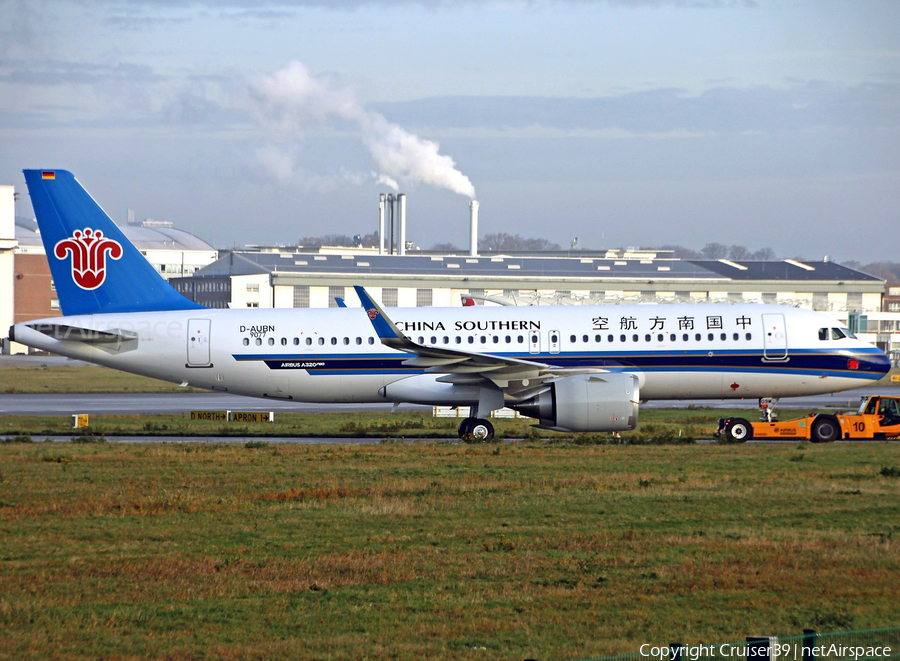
[1,0,898,261]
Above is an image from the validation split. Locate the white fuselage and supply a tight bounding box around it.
[12,303,890,406]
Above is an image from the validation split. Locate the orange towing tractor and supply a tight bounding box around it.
[716,395,900,443]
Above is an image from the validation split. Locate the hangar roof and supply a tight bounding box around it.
[193,250,880,283]
[14,218,216,252]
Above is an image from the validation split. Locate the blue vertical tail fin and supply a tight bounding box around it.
[23,169,204,315]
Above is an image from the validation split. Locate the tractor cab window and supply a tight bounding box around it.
[880,399,900,418]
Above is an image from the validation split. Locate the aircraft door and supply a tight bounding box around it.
[549,330,561,354]
[761,313,788,360]
[529,330,541,354]
[187,318,212,367]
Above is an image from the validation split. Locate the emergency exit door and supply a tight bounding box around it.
[761,313,788,361]
[187,318,212,367]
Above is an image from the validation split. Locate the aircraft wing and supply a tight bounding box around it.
[354,286,605,395]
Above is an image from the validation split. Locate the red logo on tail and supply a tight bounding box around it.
[367,308,378,320]
[54,228,123,290]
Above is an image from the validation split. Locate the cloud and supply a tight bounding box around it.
[372,82,900,135]
[0,59,161,87]
[93,0,755,8]
[250,61,475,197]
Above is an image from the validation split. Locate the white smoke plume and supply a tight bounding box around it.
[250,61,475,198]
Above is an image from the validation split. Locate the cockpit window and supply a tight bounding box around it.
[831,328,845,340]
[818,328,828,341]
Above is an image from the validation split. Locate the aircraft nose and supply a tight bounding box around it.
[863,350,892,378]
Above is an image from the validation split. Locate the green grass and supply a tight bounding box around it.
[1,441,898,660]
[0,407,759,441]
[0,363,206,394]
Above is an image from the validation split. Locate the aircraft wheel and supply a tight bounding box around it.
[811,416,839,443]
[459,418,494,442]
[724,418,753,443]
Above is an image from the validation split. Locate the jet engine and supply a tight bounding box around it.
[511,372,640,432]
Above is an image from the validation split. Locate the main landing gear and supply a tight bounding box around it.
[457,407,495,442]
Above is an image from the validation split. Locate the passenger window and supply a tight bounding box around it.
[570,335,576,343]
[505,335,511,343]
[468,337,475,344]
[608,334,614,342]
[343,337,350,345]
[480,336,487,344]
[418,337,424,344]
[720,333,727,341]
[255,338,262,346]
[456,336,462,344]
[695,333,701,341]
[619,334,626,342]
[733,333,739,341]
[818,328,828,341]
[670,334,676,342]
[356,337,362,345]
[632,334,638,342]
[293,338,299,345]
[318,338,324,345]
[243,338,249,346]
[444,336,450,344]
[582,335,589,343]
[493,336,499,344]
[658,334,664,342]
[281,337,287,346]
[431,336,437,344]
[518,335,524,343]
[595,334,602,342]
[306,337,312,346]
[368,337,375,345]
[331,337,337,345]
[708,333,714,341]
[645,334,651,342]
[682,334,688,341]
[268,337,275,346]
[745,333,752,341]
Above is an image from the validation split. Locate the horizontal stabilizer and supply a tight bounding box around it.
[27,323,138,344]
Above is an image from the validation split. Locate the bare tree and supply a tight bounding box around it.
[701,243,729,259]
[728,245,750,260]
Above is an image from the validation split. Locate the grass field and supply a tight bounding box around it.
[0,362,204,394]
[0,407,750,441]
[1,440,898,660]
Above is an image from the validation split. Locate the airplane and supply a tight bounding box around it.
[7,169,892,441]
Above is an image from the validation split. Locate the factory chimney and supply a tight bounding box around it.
[378,194,386,255]
[469,200,479,257]
[398,193,407,256]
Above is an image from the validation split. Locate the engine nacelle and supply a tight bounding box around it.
[511,372,640,432]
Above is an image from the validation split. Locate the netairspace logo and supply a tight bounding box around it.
[639,644,893,661]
